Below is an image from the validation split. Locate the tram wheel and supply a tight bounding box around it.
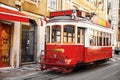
[61,68,73,74]
[115,51,119,54]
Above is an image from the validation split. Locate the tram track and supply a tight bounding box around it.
[23,71,62,80]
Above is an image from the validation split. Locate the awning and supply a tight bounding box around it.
[0,7,29,23]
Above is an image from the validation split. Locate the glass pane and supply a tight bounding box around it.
[77,28,85,44]
[89,29,94,46]
[46,26,50,43]
[81,29,85,44]
[63,25,75,43]
[48,0,57,10]
[52,25,61,43]
[77,29,80,43]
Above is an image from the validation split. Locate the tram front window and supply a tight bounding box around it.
[52,25,61,43]
[63,25,75,43]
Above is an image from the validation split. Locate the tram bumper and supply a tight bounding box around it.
[40,62,73,71]
[39,54,74,72]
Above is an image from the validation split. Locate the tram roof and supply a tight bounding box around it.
[46,16,113,33]
[47,16,89,23]
[47,16,110,28]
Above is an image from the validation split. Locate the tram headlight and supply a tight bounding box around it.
[65,59,72,64]
[63,56,71,64]
[41,50,45,55]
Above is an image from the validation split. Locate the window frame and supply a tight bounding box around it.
[63,25,75,44]
[48,0,58,11]
[89,29,112,47]
[51,25,61,43]
[77,27,85,44]
[25,0,38,6]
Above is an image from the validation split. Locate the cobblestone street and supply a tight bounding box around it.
[0,64,40,80]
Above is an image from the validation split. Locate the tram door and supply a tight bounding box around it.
[77,27,85,61]
[0,23,11,67]
[21,25,35,63]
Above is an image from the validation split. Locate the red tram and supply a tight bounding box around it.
[40,10,113,73]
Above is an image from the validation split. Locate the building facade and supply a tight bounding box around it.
[0,0,109,69]
[109,0,119,48]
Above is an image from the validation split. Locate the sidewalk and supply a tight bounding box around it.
[0,64,41,80]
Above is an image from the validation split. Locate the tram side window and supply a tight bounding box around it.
[46,26,50,43]
[99,32,102,46]
[97,31,100,46]
[52,25,61,43]
[102,32,105,46]
[77,28,80,43]
[106,33,109,46]
[108,34,111,46]
[89,29,94,46]
[94,30,97,46]
[64,25,75,43]
[103,32,106,46]
[77,28,84,44]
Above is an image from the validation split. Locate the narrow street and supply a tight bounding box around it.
[1,53,119,80]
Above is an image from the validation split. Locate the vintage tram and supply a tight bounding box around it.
[40,10,113,73]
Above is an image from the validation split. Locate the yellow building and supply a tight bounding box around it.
[0,0,64,68]
[62,0,108,20]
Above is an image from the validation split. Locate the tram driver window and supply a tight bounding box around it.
[52,25,61,43]
[63,25,75,43]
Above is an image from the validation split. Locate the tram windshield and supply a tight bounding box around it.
[46,25,61,43]
[63,25,75,43]
[52,25,61,43]
[46,25,75,43]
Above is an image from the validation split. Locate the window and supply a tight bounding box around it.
[77,28,85,44]
[108,34,111,46]
[25,0,38,6]
[89,29,112,46]
[103,32,106,46]
[63,25,75,43]
[101,0,104,11]
[97,31,100,46]
[48,0,58,10]
[89,29,94,46]
[52,25,61,43]
[94,30,98,46]
[31,0,37,2]
[46,26,50,43]
[106,33,109,46]
[94,0,98,7]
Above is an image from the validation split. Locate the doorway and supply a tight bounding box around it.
[21,24,35,63]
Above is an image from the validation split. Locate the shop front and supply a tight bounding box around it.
[0,6,28,68]
[0,22,12,68]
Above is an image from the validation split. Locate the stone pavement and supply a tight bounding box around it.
[0,64,41,80]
